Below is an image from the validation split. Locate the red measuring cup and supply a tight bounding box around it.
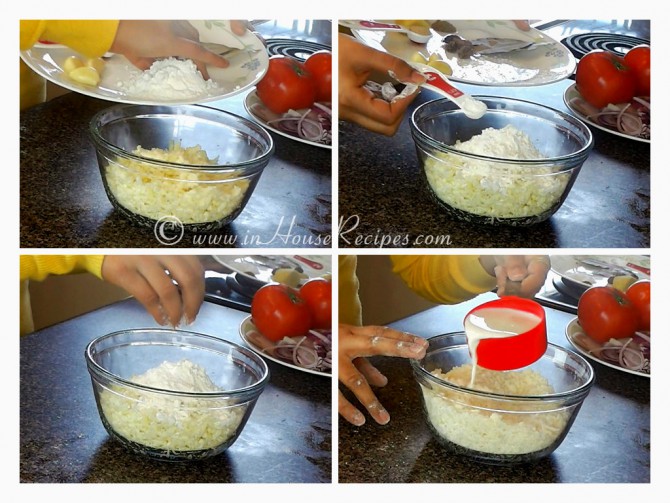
[464,297,547,371]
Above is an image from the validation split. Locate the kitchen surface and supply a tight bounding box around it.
[338,290,650,483]
[19,296,332,483]
[338,20,650,248]
[19,20,332,248]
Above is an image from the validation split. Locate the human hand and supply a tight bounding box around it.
[338,33,426,136]
[110,20,248,79]
[339,323,428,426]
[101,255,205,327]
[480,255,551,298]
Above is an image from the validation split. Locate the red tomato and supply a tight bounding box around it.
[626,280,650,331]
[623,45,650,96]
[256,56,316,114]
[251,283,312,342]
[299,278,332,329]
[575,50,636,108]
[577,286,639,344]
[304,51,332,103]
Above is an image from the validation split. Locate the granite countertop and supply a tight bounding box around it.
[20,299,332,483]
[338,78,650,249]
[338,293,650,483]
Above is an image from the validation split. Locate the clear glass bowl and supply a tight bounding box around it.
[410,332,594,465]
[410,96,593,226]
[85,328,269,461]
[89,104,274,233]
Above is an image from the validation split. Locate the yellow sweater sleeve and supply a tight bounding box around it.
[19,255,105,336]
[390,255,496,305]
[20,20,119,57]
[20,255,105,281]
[338,255,362,326]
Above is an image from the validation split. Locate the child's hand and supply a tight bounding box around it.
[339,34,425,136]
[111,20,249,79]
[101,255,205,327]
[339,323,428,426]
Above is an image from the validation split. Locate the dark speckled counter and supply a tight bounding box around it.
[20,299,331,483]
[338,293,650,483]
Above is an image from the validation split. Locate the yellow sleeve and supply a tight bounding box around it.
[20,255,105,282]
[390,255,496,305]
[338,255,363,326]
[20,20,119,57]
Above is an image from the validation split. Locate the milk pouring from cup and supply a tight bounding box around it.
[463,297,548,386]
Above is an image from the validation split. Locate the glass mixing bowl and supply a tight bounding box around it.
[89,104,274,233]
[85,328,269,461]
[410,96,593,226]
[410,332,594,465]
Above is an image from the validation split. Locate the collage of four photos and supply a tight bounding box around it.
[17,16,655,493]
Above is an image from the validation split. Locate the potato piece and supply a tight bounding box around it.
[610,275,637,292]
[410,51,429,63]
[62,55,83,74]
[428,59,453,76]
[86,57,106,74]
[271,268,308,288]
[68,66,101,86]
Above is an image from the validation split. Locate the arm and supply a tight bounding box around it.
[391,255,551,302]
[390,255,496,304]
[20,255,105,281]
[20,20,119,57]
[20,255,205,328]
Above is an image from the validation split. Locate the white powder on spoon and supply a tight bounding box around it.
[117,57,221,100]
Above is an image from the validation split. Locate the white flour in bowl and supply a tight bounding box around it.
[99,359,245,452]
[116,57,221,100]
[424,125,571,219]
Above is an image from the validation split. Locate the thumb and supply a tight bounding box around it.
[503,256,527,282]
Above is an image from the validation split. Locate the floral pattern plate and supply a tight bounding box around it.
[348,20,576,87]
[20,20,268,105]
[550,255,650,290]
[213,255,331,286]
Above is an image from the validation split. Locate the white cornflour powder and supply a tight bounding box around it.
[117,57,221,100]
[99,359,245,452]
[424,124,571,219]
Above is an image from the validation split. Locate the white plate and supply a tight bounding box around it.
[213,255,331,286]
[550,255,650,289]
[239,316,331,377]
[565,318,649,378]
[244,91,332,149]
[20,20,268,105]
[563,84,650,144]
[348,20,575,87]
